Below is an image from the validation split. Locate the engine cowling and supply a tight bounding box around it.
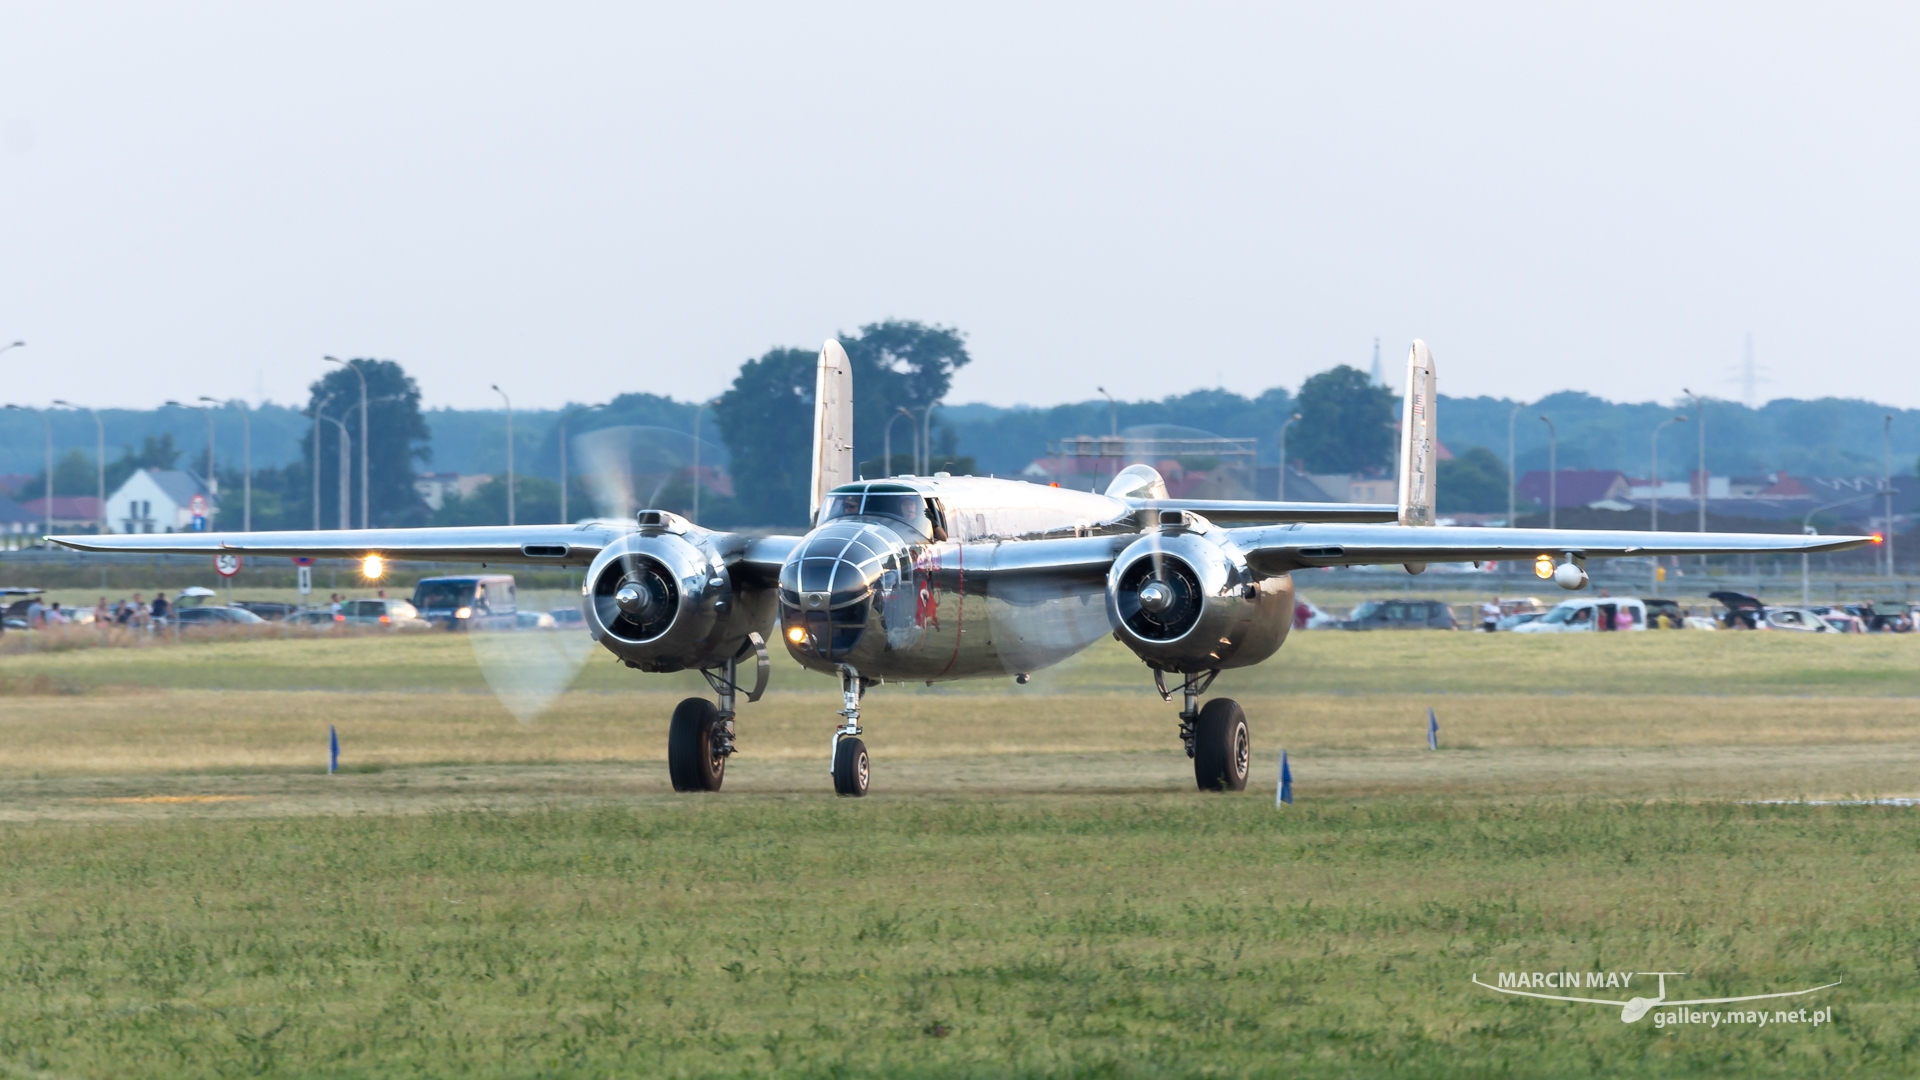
[1105,517,1293,674]
[581,514,776,672]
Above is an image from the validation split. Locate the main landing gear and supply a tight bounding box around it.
[831,664,871,797]
[1156,669,1250,792]
[668,634,770,793]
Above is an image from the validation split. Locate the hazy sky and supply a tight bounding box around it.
[1,3,1915,411]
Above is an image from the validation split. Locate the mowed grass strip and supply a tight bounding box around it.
[5,626,1919,697]
[0,799,1906,1078]
[5,688,1918,778]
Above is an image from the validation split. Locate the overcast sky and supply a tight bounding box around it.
[1,3,1915,412]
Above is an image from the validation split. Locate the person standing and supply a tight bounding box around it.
[1480,598,1500,632]
[150,592,170,625]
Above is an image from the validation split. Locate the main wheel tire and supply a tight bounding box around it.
[832,736,870,797]
[668,697,726,792]
[1193,697,1250,792]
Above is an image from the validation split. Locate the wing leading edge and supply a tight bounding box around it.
[48,523,628,566]
[1228,522,1876,576]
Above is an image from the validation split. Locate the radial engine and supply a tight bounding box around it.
[581,511,776,672]
[1105,511,1294,674]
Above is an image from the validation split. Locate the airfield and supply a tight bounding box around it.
[1,621,1916,1076]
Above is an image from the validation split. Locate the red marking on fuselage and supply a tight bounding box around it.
[937,541,964,678]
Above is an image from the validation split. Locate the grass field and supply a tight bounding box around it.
[1,628,1917,1077]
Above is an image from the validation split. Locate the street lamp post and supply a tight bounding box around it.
[309,395,335,530]
[1884,415,1895,578]
[884,407,914,477]
[52,400,106,534]
[325,357,370,528]
[556,402,603,524]
[492,385,514,526]
[166,400,217,528]
[919,404,939,475]
[1802,492,1881,605]
[691,397,720,525]
[1649,415,1687,594]
[1277,412,1303,500]
[1097,386,1117,437]
[321,413,352,530]
[1682,389,1706,533]
[4,404,51,543]
[204,396,251,531]
[1538,416,1557,530]
[1507,400,1526,528]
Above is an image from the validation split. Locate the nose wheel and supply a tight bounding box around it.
[1157,668,1250,792]
[831,664,871,797]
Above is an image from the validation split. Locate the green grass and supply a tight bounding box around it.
[6,624,1918,698]
[0,798,1909,1079]
[2,626,1917,1076]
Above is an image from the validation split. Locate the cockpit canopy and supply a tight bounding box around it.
[817,483,937,538]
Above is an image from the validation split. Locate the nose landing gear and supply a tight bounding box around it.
[1157,668,1250,792]
[831,664,870,797]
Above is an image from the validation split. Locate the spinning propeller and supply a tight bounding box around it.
[457,424,724,724]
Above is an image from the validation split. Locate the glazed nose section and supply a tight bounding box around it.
[778,523,901,660]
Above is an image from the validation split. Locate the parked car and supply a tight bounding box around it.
[1709,590,1766,630]
[339,598,427,629]
[1337,599,1457,630]
[549,607,586,628]
[286,609,345,627]
[1512,597,1648,633]
[1495,611,1545,631]
[232,600,297,621]
[174,605,267,626]
[410,575,519,630]
[516,610,557,629]
[1764,607,1841,633]
[1641,598,1686,628]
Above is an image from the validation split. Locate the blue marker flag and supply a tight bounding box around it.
[1428,707,1438,751]
[329,725,339,775]
[1277,751,1293,806]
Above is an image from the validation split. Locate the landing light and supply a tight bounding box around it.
[361,554,385,579]
[1533,554,1554,579]
[1873,533,1885,544]
[785,625,807,644]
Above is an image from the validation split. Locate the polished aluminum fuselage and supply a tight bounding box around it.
[775,476,1291,683]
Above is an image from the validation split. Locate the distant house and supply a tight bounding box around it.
[105,469,216,533]
[0,493,36,547]
[1517,470,1633,509]
[414,472,494,512]
[19,496,103,532]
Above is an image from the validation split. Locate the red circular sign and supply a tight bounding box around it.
[214,553,243,578]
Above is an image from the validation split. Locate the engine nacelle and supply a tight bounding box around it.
[1105,516,1293,674]
[581,514,776,672]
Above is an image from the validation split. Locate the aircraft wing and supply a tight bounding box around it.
[1133,500,1399,524]
[1228,522,1877,576]
[47,523,630,567]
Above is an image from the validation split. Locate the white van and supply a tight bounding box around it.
[1511,597,1647,633]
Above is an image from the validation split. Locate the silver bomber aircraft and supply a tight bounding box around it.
[52,341,1876,796]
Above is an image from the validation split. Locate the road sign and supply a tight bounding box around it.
[189,494,208,532]
[214,553,243,578]
[291,556,315,567]
[297,566,312,595]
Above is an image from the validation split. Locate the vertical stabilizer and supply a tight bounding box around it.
[1398,340,1437,528]
[810,340,854,519]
